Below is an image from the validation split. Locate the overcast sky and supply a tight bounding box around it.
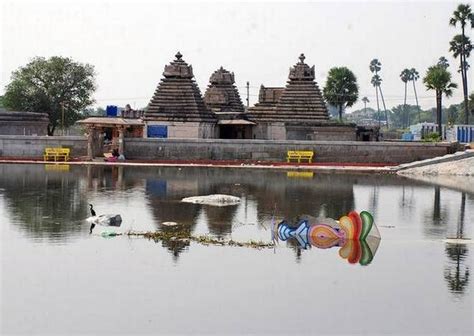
[1,0,471,112]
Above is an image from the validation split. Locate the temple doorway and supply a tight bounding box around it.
[217,120,254,139]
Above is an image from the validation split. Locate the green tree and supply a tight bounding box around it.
[450,3,473,124]
[3,56,96,135]
[423,64,458,137]
[369,59,389,127]
[400,68,412,127]
[362,96,369,115]
[410,68,421,123]
[322,67,359,121]
[438,56,450,69]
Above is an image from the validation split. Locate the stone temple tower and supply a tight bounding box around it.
[203,67,254,138]
[204,67,245,114]
[275,53,329,122]
[145,52,216,138]
[248,54,355,140]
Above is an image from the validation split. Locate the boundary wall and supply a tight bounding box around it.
[0,135,460,164]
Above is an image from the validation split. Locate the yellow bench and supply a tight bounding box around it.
[43,148,70,162]
[287,150,314,163]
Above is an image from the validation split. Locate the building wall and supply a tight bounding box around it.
[146,121,216,139]
[287,125,356,141]
[0,121,49,136]
[253,123,286,140]
[252,123,356,141]
[0,135,87,157]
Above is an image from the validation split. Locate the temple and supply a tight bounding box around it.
[204,67,254,139]
[248,54,356,140]
[144,52,216,139]
[142,52,355,141]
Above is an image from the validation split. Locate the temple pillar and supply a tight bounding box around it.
[97,128,104,156]
[118,127,124,155]
[87,126,94,160]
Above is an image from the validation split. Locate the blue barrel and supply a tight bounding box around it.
[106,105,118,117]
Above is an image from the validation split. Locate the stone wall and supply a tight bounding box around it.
[287,124,356,141]
[0,135,460,164]
[0,135,87,157]
[124,138,459,164]
[0,111,49,136]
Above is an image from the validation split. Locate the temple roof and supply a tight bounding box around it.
[204,67,245,114]
[77,117,144,127]
[144,52,216,123]
[247,54,329,123]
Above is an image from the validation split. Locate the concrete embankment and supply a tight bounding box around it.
[396,150,474,194]
[396,150,474,176]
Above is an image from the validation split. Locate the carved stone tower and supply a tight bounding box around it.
[204,67,245,114]
[275,53,329,121]
[145,52,216,138]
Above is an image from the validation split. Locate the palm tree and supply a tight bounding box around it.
[410,68,421,122]
[423,64,458,137]
[370,75,381,126]
[438,56,450,69]
[323,67,359,121]
[400,69,412,128]
[449,34,473,124]
[362,96,369,115]
[450,3,474,124]
[369,59,389,128]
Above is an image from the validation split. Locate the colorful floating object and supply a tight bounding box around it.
[273,210,381,265]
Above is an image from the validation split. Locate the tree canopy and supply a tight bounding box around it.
[323,67,359,121]
[3,56,96,135]
[423,64,457,136]
[423,65,457,96]
[449,4,474,29]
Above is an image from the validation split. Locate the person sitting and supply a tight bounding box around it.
[104,148,120,162]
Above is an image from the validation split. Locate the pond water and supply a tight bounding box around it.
[1,164,472,335]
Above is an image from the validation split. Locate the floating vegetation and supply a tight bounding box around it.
[109,229,275,249]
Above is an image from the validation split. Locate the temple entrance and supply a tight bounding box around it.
[78,117,144,160]
[217,120,255,139]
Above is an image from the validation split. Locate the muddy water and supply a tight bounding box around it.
[1,164,472,335]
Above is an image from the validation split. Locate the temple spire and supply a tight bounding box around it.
[299,53,305,64]
[145,53,215,123]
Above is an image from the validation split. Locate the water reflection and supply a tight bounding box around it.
[444,192,470,296]
[0,164,88,242]
[1,164,472,246]
[444,244,470,295]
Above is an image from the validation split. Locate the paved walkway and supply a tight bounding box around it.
[0,157,395,174]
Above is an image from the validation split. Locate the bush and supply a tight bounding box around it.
[423,132,441,142]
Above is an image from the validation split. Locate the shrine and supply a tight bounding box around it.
[144,52,216,139]
[204,67,254,139]
[248,54,356,140]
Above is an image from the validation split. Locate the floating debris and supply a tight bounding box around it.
[123,230,274,249]
[443,238,472,244]
[181,194,241,207]
[101,231,119,237]
[162,221,179,227]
